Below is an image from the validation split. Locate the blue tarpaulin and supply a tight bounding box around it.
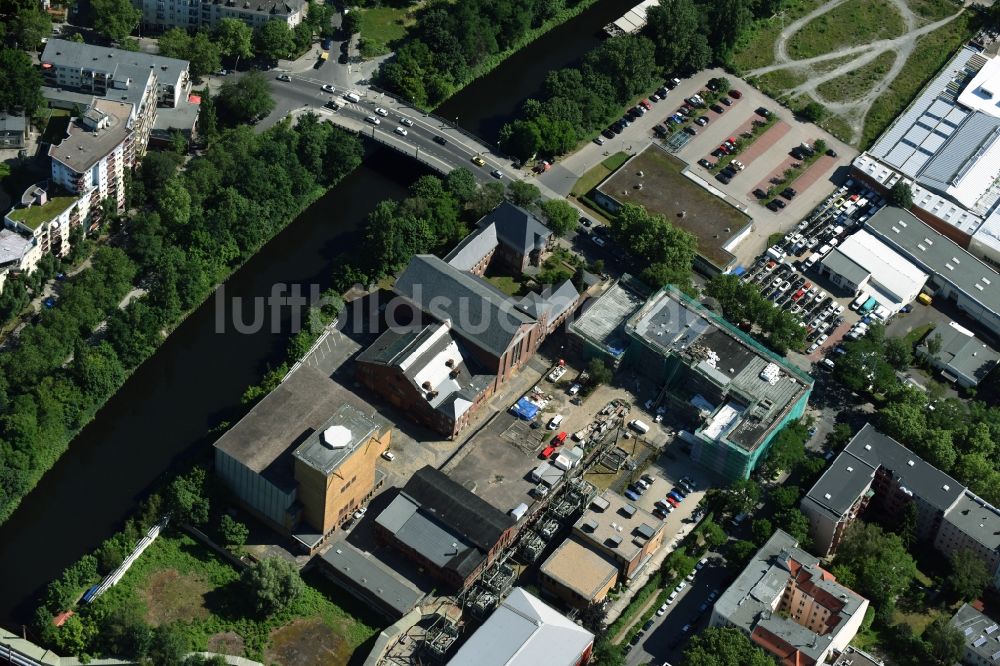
[511,397,539,420]
[732,265,746,276]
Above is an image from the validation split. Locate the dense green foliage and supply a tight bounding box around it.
[488,0,781,159]
[683,627,775,666]
[0,47,43,115]
[215,71,276,124]
[706,274,806,354]
[947,548,991,602]
[0,115,363,525]
[889,181,914,208]
[609,203,696,291]
[379,0,599,108]
[241,558,305,616]
[157,28,222,78]
[832,522,917,621]
[539,199,577,237]
[91,0,141,43]
[0,0,52,49]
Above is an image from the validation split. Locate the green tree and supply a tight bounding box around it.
[775,508,811,547]
[800,101,826,122]
[147,624,189,666]
[215,18,253,67]
[923,617,964,665]
[710,0,753,54]
[189,30,223,78]
[768,485,800,511]
[156,27,191,60]
[241,557,304,615]
[761,420,808,477]
[725,478,760,516]
[587,357,613,386]
[701,519,728,549]
[612,203,696,289]
[255,19,295,61]
[159,178,192,227]
[751,518,773,546]
[728,539,758,566]
[0,48,43,115]
[445,167,477,203]
[499,119,541,161]
[470,181,505,218]
[889,181,914,208]
[91,0,141,43]
[926,332,943,358]
[684,626,775,666]
[216,71,275,124]
[539,199,577,237]
[342,10,361,36]
[885,337,913,370]
[835,522,916,620]
[219,514,249,547]
[3,3,51,49]
[646,0,711,72]
[165,467,209,525]
[947,548,990,601]
[506,181,540,206]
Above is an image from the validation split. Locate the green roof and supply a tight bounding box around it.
[7,195,78,230]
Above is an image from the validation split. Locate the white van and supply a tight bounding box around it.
[629,419,650,434]
[344,92,361,103]
[547,414,564,430]
[817,243,832,256]
[850,291,870,311]
[804,252,821,269]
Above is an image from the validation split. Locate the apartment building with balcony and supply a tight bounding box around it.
[135,0,307,32]
[49,100,132,215]
[40,39,193,165]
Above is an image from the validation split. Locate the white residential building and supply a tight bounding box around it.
[134,0,307,32]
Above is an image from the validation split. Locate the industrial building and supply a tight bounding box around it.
[571,281,813,480]
[710,530,869,666]
[446,588,594,666]
[818,229,928,312]
[802,424,1000,588]
[212,364,391,553]
[539,538,618,609]
[917,321,1000,387]
[626,287,814,481]
[850,44,1000,270]
[315,542,424,621]
[864,206,1000,337]
[570,491,665,583]
[374,466,517,591]
[948,603,1000,666]
[357,250,580,438]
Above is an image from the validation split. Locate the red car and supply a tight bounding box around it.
[791,289,805,301]
[640,99,653,110]
[729,89,743,99]
[665,496,680,508]
[540,446,555,459]
[552,431,568,445]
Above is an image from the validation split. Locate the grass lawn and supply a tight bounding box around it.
[818,114,854,144]
[786,0,906,60]
[357,6,412,57]
[752,69,808,100]
[570,151,629,197]
[487,275,527,296]
[861,12,974,147]
[97,531,378,663]
[817,51,897,103]
[729,0,827,72]
[902,323,934,348]
[908,0,962,21]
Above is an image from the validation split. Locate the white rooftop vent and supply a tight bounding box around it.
[846,466,854,472]
[321,425,352,449]
[983,277,992,285]
[864,444,872,451]
[945,263,955,270]
[824,493,832,500]
[943,484,950,491]
[907,459,915,466]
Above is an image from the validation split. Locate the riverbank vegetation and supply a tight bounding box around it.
[493,0,782,161]
[377,0,603,108]
[0,110,363,527]
[34,469,376,662]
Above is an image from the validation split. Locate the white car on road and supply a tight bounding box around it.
[399,117,414,127]
[321,84,335,93]
[394,126,408,136]
[365,116,380,125]
[375,107,389,116]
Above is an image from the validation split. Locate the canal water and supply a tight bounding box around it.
[0,0,625,628]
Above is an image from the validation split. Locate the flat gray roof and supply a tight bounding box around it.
[949,603,1000,663]
[803,423,963,521]
[42,38,188,93]
[0,229,33,266]
[291,403,380,475]
[920,323,1000,382]
[568,275,648,358]
[821,247,872,287]
[944,492,1000,551]
[49,99,132,174]
[865,206,1000,316]
[573,491,661,564]
[318,542,423,618]
[213,364,389,477]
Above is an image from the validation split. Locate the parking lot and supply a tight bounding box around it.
[737,178,893,365]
